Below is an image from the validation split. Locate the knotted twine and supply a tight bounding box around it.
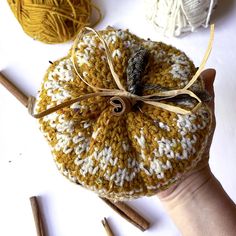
[28,24,214,118]
[7,0,101,44]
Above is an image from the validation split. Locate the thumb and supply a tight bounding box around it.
[200,68,216,112]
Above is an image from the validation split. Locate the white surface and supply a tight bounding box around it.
[0,1,236,236]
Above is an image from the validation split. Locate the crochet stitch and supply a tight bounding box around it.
[126,47,149,95]
[35,28,212,200]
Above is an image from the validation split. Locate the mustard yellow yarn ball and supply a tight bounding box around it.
[35,28,213,200]
[7,0,94,44]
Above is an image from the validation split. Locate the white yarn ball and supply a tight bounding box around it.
[145,0,217,37]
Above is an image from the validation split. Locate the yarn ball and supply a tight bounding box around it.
[7,0,95,44]
[145,0,217,37]
[35,27,213,200]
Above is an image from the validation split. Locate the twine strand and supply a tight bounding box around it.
[29,25,214,118]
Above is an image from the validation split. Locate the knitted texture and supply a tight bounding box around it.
[126,47,149,95]
[35,28,212,200]
[7,0,98,44]
[145,0,217,36]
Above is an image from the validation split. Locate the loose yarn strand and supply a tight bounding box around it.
[205,0,215,28]
[167,0,181,36]
[67,0,77,18]
[183,24,215,90]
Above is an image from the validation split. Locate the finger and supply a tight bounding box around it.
[200,68,216,97]
[200,69,216,112]
[198,69,216,165]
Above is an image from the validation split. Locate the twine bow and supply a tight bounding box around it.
[28,25,214,118]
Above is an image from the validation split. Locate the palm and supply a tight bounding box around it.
[158,69,216,198]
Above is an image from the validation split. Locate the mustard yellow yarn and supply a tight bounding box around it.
[35,28,213,200]
[7,0,99,44]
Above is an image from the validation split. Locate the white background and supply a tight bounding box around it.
[0,0,236,235]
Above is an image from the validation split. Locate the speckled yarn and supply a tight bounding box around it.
[35,28,213,200]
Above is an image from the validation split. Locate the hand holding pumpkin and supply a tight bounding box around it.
[158,68,216,200]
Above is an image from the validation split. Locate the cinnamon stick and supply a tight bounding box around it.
[100,197,150,231]
[0,74,150,232]
[0,72,28,107]
[101,217,115,236]
[30,196,47,236]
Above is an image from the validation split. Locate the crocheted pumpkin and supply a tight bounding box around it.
[35,27,212,200]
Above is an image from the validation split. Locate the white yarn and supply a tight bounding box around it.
[145,0,217,37]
